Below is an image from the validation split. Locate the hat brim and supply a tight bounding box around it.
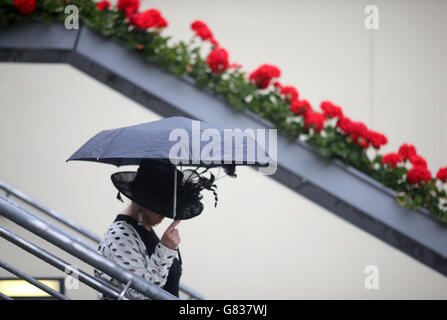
[111,171,203,220]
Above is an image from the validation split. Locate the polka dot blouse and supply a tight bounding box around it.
[94,220,178,300]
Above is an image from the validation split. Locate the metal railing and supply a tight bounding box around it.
[0,180,100,243]
[0,180,205,300]
[0,259,69,300]
[0,194,178,300]
[0,224,126,300]
[0,290,13,300]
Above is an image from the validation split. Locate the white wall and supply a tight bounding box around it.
[0,0,447,299]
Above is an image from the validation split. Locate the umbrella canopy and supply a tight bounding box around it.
[67,116,275,219]
[67,116,273,167]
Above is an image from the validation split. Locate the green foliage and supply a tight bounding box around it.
[0,0,18,27]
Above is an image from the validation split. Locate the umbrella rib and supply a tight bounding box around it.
[173,165,177,220]
[96,127,127,162]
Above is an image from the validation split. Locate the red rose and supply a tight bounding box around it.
[304,112,326,132]
[290,99,312,116]
[336,116,352,134]
[398,143,417,160]
[320,101,343,118]
[407,166,432,184]
[134,9,168,30]
[14,0,36,15]
[96,0,110,11]
[280,86,299,102]
[117,0,139,13]
[436,167,447,183]
[249,64,281,89]
[382,153,403,169]
[367,130,388,149]
[206,47,229,74]
[409,155,427,168]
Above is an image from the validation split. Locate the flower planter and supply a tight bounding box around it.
[1,20,446,277]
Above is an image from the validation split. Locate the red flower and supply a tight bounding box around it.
[290,99,312,116]
[191,20,219,46]
[249,64,281,89]
[320,101,343,118]
[14,0,36,15]
[398,143,417,161]
[229,62,242,69]
[134,9,168,30]
[409,155,427,168]
[336,116,352,134]
[137,44,144,50]
[117,0,139,13]
[336,120,369,148]
[367,130,388,149]
[191,20,207,32]
[357,138,370,149]
[382,153,403,169]
[273,82,282,89]
[407,166,432,184]
[349,121,368,144]
[125,10,140,25]
[194,24,212,39]
[96,0,110,11]
[304,112,326,132]
[206,48,229,74]
[436,167,447,183]
[280,86,299,102]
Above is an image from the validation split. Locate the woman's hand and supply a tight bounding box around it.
[161,219,181,250]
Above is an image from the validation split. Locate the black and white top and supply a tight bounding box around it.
[94,214,182,299]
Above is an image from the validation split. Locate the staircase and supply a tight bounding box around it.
[1,20,447,280]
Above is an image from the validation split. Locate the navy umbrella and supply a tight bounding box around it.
[67,116,272,167]
[67,116,274,218]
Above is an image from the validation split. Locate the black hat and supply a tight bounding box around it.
[111,159,222,220]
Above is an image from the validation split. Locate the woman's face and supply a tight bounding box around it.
[142,207,165,226]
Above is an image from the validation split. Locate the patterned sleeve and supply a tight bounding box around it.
[96,221,178,300]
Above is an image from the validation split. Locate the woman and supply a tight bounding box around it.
[94,159,222,299]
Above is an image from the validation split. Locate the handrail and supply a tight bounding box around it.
[176,283,206,300]
[0,291,13,300]
[0,180,100,243]
[0,194,179,300]
[0,259,69,300]
[0,224,127,300]
[0,179,204,299]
